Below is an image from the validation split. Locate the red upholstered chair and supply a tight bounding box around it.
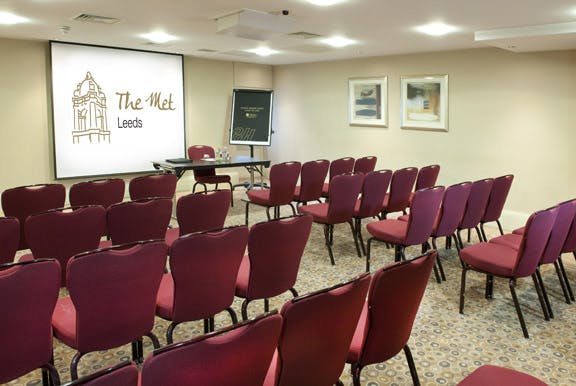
[1,183,66,250]
[61,361,139,386]
[142,312,282,386]
[321,157,355,199]
[24,205,106,286]
[128,173,177,200]
[479,174,514,241]
[457,365,547,386]
[415,164,440,191]
[244,161,301,224]
[366,186,444,275]
[380,167,418,219]
[157,226,248,344]
[164,190,231,247]
[52,240,168,380]
[0,216,19,264]
[293,159,329,205]
[0,259,61,386]
[347,250,437,386]
[353,156,377,174]
[69,178,126,209]
[188,145,233,202]
[106,198,172,246]
[459,206,557,338]
[456,178,494,248]
[236,215,313,320]
[558,207,576,301]
[353,170,392,256]
[264,273,371,386]
[299,173,364,265]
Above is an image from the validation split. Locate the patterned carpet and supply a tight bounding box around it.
[8,190,576,385]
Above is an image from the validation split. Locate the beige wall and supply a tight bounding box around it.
[272,48,576,228]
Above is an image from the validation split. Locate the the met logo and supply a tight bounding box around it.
[72,72,110,144]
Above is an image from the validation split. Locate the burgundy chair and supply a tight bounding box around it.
[458,365,547,386]
[128,173,177,200]
[347,250,437,386]
[353,156,377,174]
[106,198,172,246]
[188,145,234,206]
[558,208,576,301]
[415,164,440,190]
[164,190,231,247]
[24,205,106,286]
[380,167,418,219]
[0,259,60,386]
[235,215,313,320]
[61,361,139,386]
[293,159,329,205]
[366,186,445,276]
[479,174,514,241]
[459,206,557,338]
[299,173,364,265]
[456,178,494,248]
[0,216,19,264]
[69,178,126,209]
[142,312,282,386]
[244,161,301,224]
[1,183,66,250]
[353,170,392,256]
[321,157,355,199]
[156,226,248,344]
[264,273,371,386]
[52,240,168,379]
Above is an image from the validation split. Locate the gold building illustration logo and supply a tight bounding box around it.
[72,72,110,144]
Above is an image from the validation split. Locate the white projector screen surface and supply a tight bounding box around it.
[50,42,185,178]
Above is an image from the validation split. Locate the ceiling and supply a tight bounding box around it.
[1,0,575,65]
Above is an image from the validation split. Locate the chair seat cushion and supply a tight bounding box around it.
[195,175,231,184]
[52,297,78,349]
[155,274,174,320]
[298,203,329,223]
[489,234,521,250]
[512,227,525,235]
[263,350,279,386]
[235,254,250,298]
[458,365,547,385]
[98,239,113,249]
[397,214,409,222]
[293,186,301,201]
[460,243,518,277]
[247,190,272,206]
[321,182,329,197]
[165,227,179,248]
[347,302,368,364]
[366,219,408,245]
[18,252,34,262]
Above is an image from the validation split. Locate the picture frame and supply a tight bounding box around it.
[348,77,387,127]
[400,74,448,131]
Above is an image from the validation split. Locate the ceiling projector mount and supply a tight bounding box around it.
[214,9,295,41]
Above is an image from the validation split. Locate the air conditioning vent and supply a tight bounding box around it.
[73,14,121,25]
[197,48,219,53]
[288,31,323,39]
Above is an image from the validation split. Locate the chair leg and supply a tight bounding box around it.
[70,351,85,380]
[509,278,530,339]
[456,229,464,250]
[496,220,504,235]
[226,307,238,325]
[479,223,487,242]
[554,260,571,304]
[324,224,335,265]
[241,299,251,321]
[146,331,161,349]
[227,182,234,207]
[209,317,215,332]
[245,201,250,225]
[203,318,210,333]
[475,226,483,243]
[366,237,373,272]
[289,203,297,216]
[459,266,468,314]
[289,287,299,297]
[41,360,60,386]
[558,256,575,301]
[166,322,179,345]
[264,298,269,312]
[432,238,446,281]
[485,275,494,299]
[533,270,552,320]
[453,234,461,253]
[446,235,452,250]
[467,228,471,242]
[335,380,344,386]
[265,207,272,221]
[404,345,421,386]
[350,363,363,386]
[348,220,362,257]
[355,218,366,256]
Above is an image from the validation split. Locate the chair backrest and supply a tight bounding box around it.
[481,174,514,223]
[176,191,231,236]
[415,164,440,190]
[459,178,494,229]
[188,145,216,178]
[244,215,312,300]
[296,159,329,202]
[327,173,364,223]
[514,206,558,278]
[405,186,445,245]
[141,312,282,386]
[169,226,248,322]
[328,157,355,180]
[355,170,392,219]
[61,361,139,386]
[0,259,60,384]
[25,206,106,286]
[69,178,126,209]
[268,162,302,205]
[353,156,377,174]
[0,217,19,265]
[356,250,436,367]
[128,174,177,200]
[540,199,576,265]
[272,273,370,386]
[67,240,168,353]
[107,198,172,245]
[385,167,418,214]
[562,207,576,254]
[1,183,66,250]
[433,182,472,238]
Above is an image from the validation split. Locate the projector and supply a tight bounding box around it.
[215,9,295,41]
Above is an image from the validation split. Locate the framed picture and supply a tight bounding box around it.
[400,75,448,131]
[348,77,387,127]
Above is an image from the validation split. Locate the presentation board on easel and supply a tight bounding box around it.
[229,89,273,146]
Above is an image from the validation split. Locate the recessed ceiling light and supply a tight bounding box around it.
[416,22,457,36]
[305,0,345,6]
[321,36,355,47]
[0,11,29,25]
[247,47,278,56]
[140,31,177,44]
